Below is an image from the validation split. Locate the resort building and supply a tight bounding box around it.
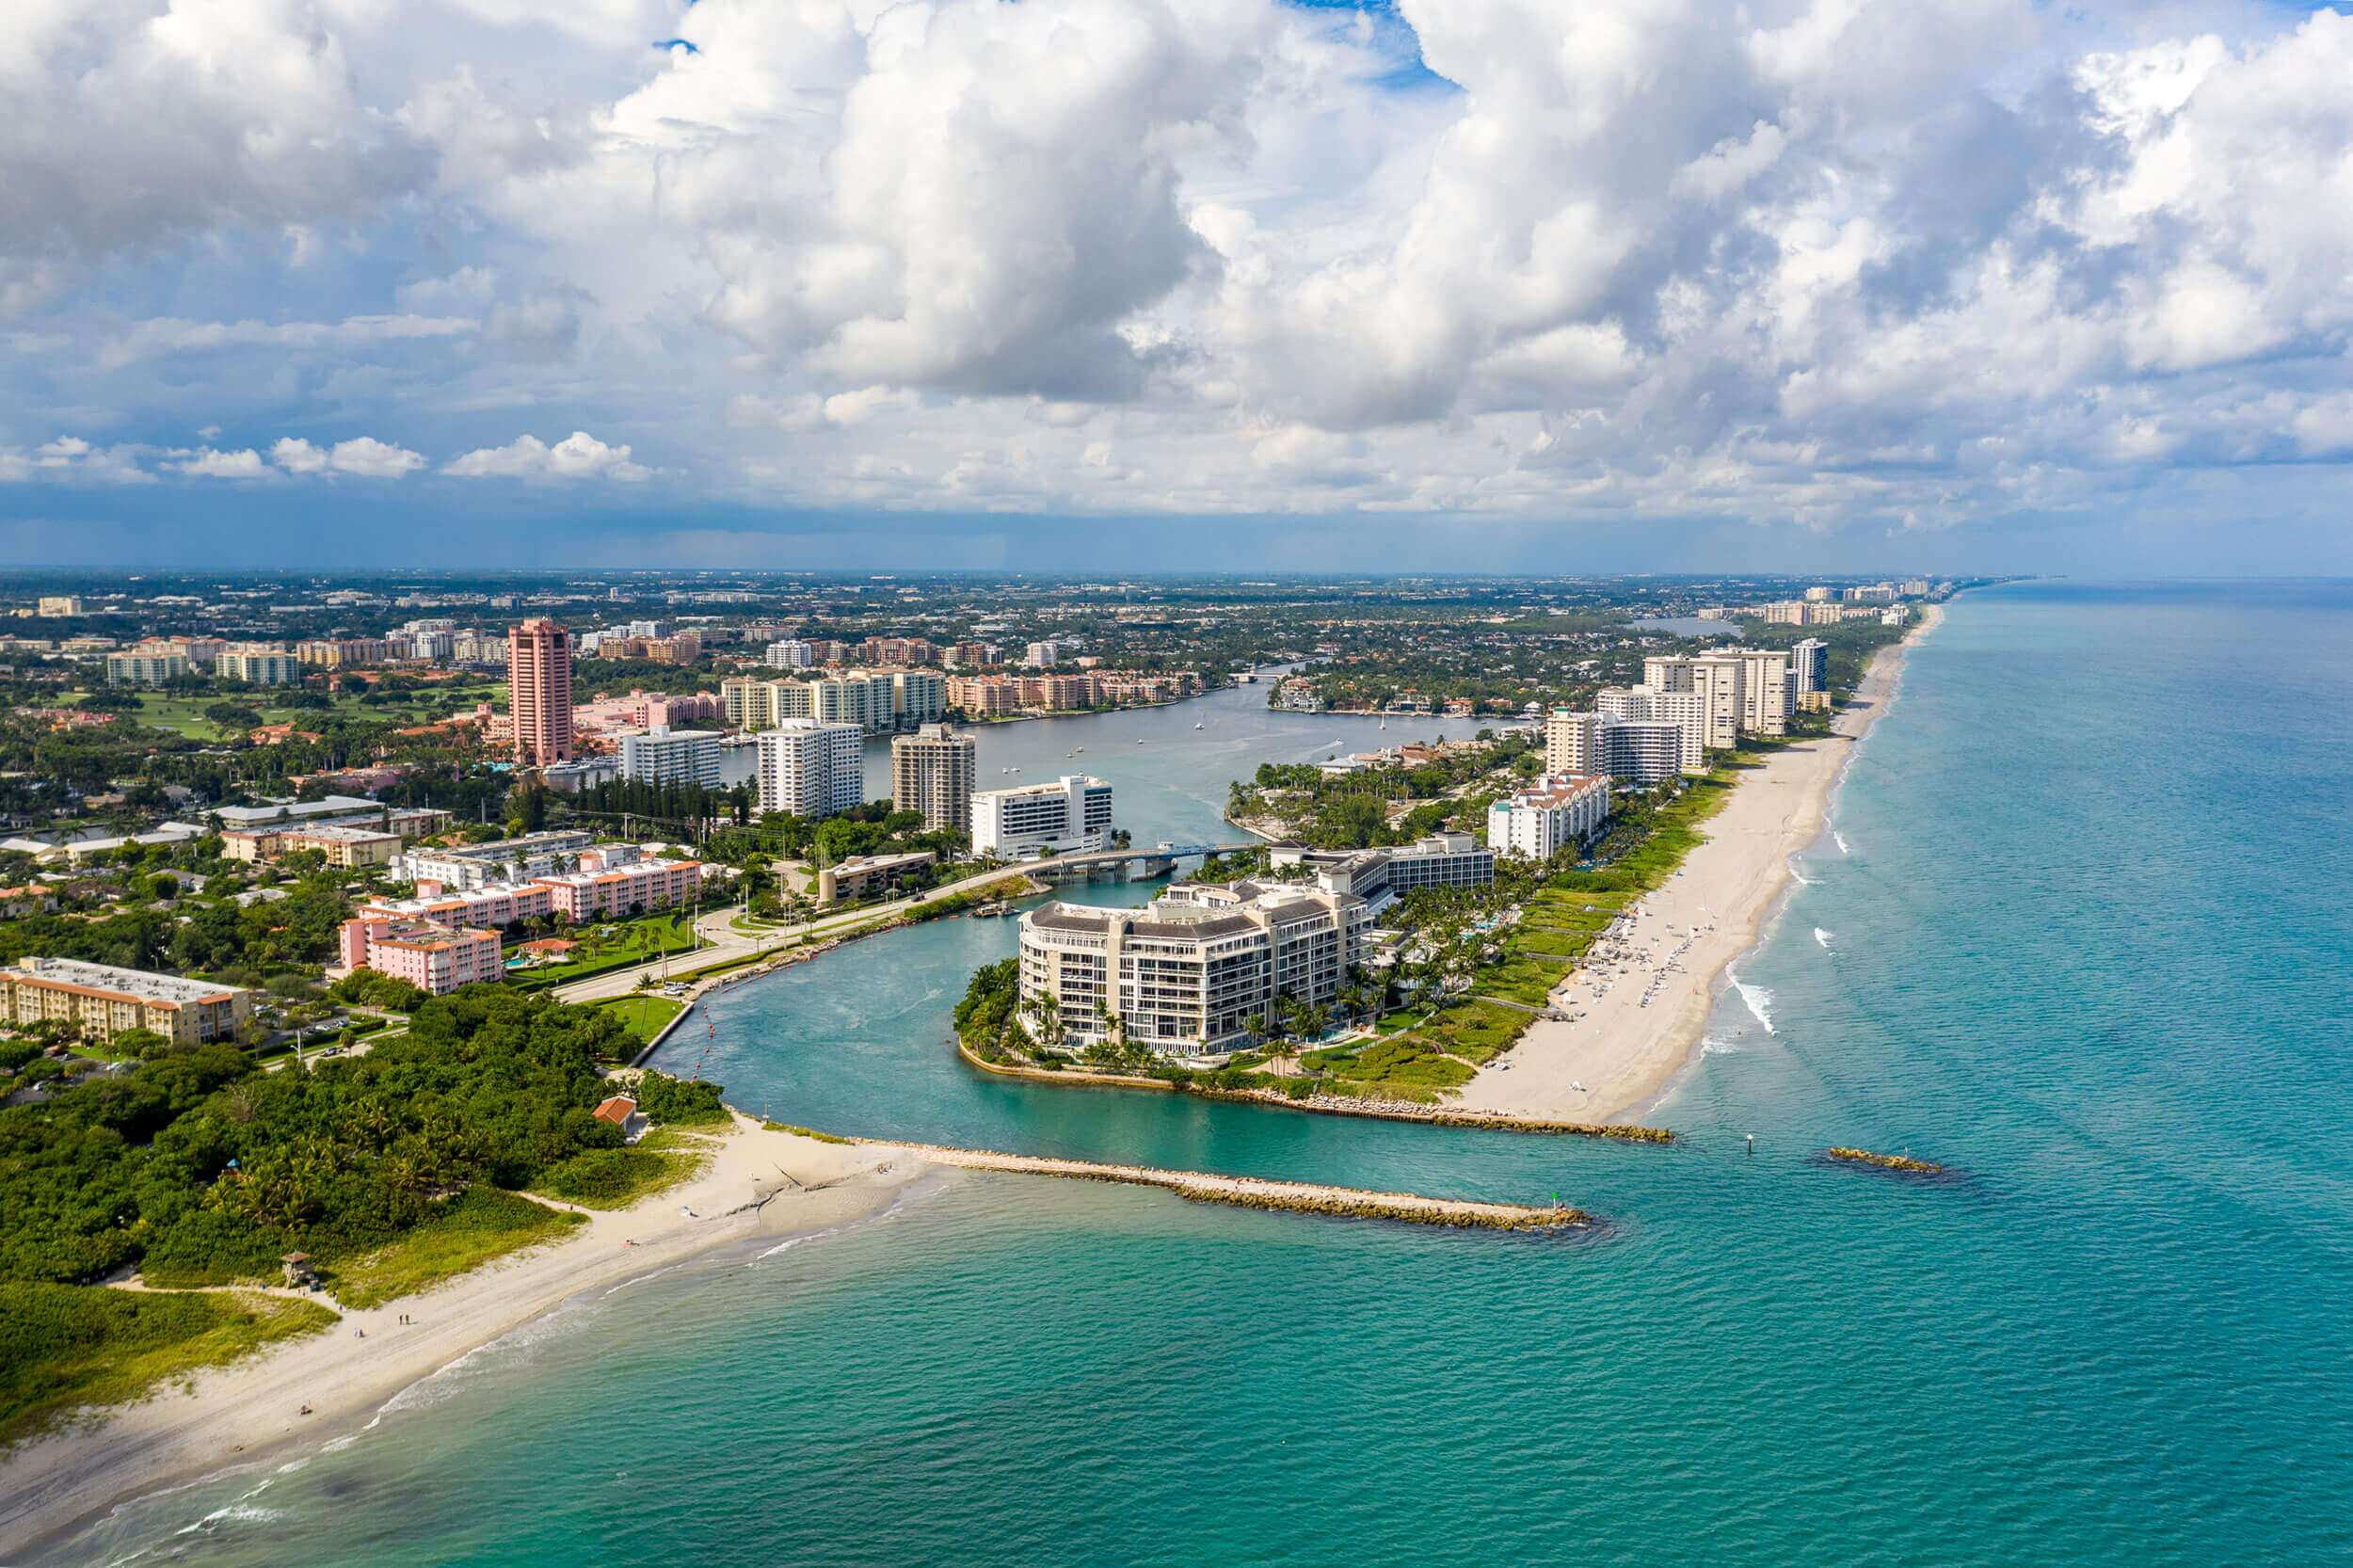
[756,719,865,819]
[0,957,251,1046]
[363,881,555,931]
[971,775,1113,857]
[618,726,723,791]
[817,850,936,904]
[1486,775,1613,860]
[1016,880,1373,1055]
[337,917,504,996]
[891,723,977,834]
[1792,639,1829,694]
[1266,832,1495,905]
[508,619,575,764]
[1384,831,1497,892]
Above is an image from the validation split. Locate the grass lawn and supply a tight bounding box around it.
[598,995,685,1046]
[0,1282,337,1448]
[1405,1000,1530,1064]
[324,1188,584,1310]
[1511,928,1596,959]
[65,682,511,741]
[1475,956,1562,1007]
[506,912,706,990]
[1321,1038,1475,1091]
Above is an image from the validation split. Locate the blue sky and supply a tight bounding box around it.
[8,0,2353,571]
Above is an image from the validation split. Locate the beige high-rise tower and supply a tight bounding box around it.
[892,723,977,834]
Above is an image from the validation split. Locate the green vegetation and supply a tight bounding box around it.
[598,995,685,1045]
[534,1146,696,1208]
[1305,1038,1474,1091]
[327,1187,584,1310]
[505,909,705,991]
[0,1283,337,1448]
[0,985,727,1428]
[1225,735,1540,851]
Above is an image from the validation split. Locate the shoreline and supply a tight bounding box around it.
[0,1121,926,1563]
[1450,603,1946,1125]
[952,1032,1673,1140]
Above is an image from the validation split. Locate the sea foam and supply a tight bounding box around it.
[1815,928,1834,950]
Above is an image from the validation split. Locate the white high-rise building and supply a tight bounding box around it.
[971,775,1113,856]
[765,639,815,668]
[1792,639,1829,694]
[1550,706,1700,782]
[1486,775,1612,859]
[1023,640,1062,667]
[618,726,723,790]
[1736,648,1792,736]
[756,720,864,819]
[1641,655,1745,749]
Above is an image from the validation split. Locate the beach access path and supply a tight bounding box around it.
[1450,605,1945,1126]
[0,1121,921,1563]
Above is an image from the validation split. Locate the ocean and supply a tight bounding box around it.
[43,582,2353,1567]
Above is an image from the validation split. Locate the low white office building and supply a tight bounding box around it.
[972,774,1113,856]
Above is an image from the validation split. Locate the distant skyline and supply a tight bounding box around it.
[9,1,2353,573]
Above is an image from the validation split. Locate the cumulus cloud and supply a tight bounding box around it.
[441,431,650,480]
[9,0,2353,538]
[177,446,271,477]
[270,435,425,477]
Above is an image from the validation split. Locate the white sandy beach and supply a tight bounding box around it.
[0,1120,932,1561]
[1451,606,1945,1126]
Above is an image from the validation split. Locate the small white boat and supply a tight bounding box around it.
[1193,723,1203,729]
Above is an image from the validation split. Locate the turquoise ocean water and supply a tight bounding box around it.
[42,583,2353,1566]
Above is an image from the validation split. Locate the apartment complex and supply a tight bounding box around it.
[1641,655,1746,749]
[337,917,504,996]
[222,822,403,868]
[104,648,190,686]
[722,669,947,733]
[972,775,1113,856]
[296,638,395,668]
[368,842,704,926]
[890,723,977,834]
[618,726,723,791]
[1487,774,1613,860]
[756,719,864,819]
[947,670,1198,714]
[216,643,301,684]
[508,619,574,764]
[0,957,251,1046]
[1549,707,1699,783]
[1792,638,1829,694]
[1016,880,1373,1055]
[393,829,596,890]
[765,639,815,668]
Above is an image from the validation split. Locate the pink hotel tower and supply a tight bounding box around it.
[508,618,574,764]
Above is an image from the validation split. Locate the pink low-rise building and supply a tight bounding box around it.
[373,880,558,929]
[535,855,702,920]
[339,917,504,995]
